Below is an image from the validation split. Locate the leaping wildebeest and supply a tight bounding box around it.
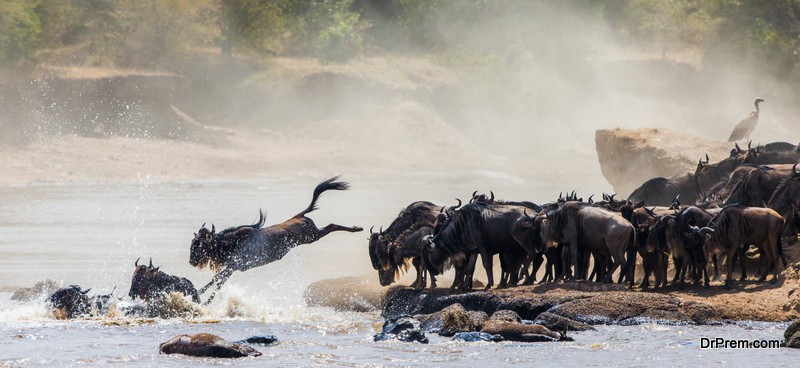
[190,176,363,304]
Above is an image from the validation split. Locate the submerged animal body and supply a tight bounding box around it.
[159,333,262,358]
[190,176,363,303]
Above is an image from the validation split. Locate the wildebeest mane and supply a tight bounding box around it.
[383,201,437,240]
[432,203,485,258]
[708,205,750,244]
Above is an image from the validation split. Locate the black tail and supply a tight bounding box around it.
[294,176,350,218]
[252,209,266,228]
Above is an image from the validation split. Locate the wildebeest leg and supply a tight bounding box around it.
[724,246,739,289]
[671,256,682,285]
[658,252,669,288]
[428,270,438,289]
[711,254,720,281]
[461,253,478,291]
[736,247,747,282]
[567,231,579,281]
[411,257,422,289]
[623,246,637,288]
[320,224,364,236]
[525,253,544,285]
[607,247,625,284]
[480,250,495,290]
[202,268,235,305]
[640,251,652,290]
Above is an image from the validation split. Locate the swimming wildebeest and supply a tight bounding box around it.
[128,258,200,303]
[47,285,118,319]
[48,285,92,319]
[190,176,363,304]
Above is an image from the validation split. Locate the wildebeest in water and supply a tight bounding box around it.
[128,258,200,304]
[190,176,363,304]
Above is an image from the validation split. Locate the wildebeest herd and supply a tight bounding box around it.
[369,141,800,293]
[36,142,800,320]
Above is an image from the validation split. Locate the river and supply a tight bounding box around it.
[0,175,795,366]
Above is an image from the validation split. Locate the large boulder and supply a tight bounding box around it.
[595,128,731,196]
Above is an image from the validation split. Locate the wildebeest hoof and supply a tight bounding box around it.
[771,278,778,284]
[159,333,262,358]
[352,226,364,232]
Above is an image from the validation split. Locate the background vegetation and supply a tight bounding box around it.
[0,0,797,79]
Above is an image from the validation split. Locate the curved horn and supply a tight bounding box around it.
[135,257,140,267]
[705,154,709,163]
[558,192,563,199]
[588,194,594,204]
[747,140,752,150]
[201,222,206,228]
[439,206,445,214]
[369,226,374,234]
[453,198,462,209]
[211,224,215,234]
[489,191,495,202]
[82,288,91,295]
[609,193,616,201]
[379,226,383,234]
[472,190,478,198]
[149,258,153,268]
[735,142,741,153]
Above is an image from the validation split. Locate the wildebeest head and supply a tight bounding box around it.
[367,226,396,286]
[190,223,217,270]
[645,214,674,254]
[511,210,548,254]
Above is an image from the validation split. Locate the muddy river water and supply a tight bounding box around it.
[0,175,796,366]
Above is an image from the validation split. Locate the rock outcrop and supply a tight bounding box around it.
[304,275,385,312]
[595,128,731,196]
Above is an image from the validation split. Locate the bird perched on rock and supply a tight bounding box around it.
[728,98,764,142]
